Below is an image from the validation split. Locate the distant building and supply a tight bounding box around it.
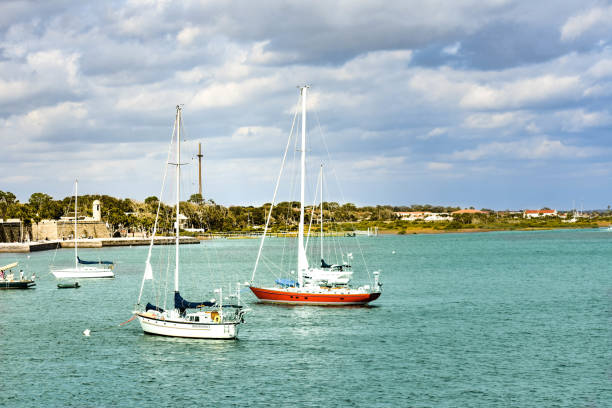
[178,213,188,229]
[394,211,453,222]
[394,211,431,221]
[451,209,490,215]
[424,213,452,221]
[523,209,557,219]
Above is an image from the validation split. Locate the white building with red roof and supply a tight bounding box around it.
[523,209,558,219]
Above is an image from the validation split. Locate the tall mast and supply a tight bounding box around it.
[297,85,309,286]
[175,106,181,293]
[320,164,323,261]
[74,179,78,270]
[197,142,203,199]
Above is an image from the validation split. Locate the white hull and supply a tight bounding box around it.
[137,314,238,339]
[52,267,114,279]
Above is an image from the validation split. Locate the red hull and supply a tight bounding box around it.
[249,286,380,305]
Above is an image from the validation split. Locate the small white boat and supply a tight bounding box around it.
[50,180,114,279]
[52,266,113,279]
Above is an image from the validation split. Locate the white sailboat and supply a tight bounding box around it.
[51,180,114,279]
[134,105,247,339]
[249,86,382,305]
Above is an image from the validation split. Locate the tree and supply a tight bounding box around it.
[28,192,53,209]
[188,193,203,204]
[106,208,128,236]
[144,196,159,205]
[28,193,54,240]
[0,190,18,219]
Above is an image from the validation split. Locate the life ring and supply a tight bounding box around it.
[214,315,221,323]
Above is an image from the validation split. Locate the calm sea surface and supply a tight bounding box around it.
[1,229,611,407]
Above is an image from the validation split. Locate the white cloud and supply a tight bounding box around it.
[557,109,612,132]
[352,156,405,170]
[336,49,412,81]
[587,58,612,78]
[460,75,582,110]
[561,6,612,41]
[408,67,470,104]
[463,111,531,129]
[231,126,284,142]
[419,127,447,140]
[427,162,452,170]
[525,122,540,134]
[449,137,600,161]
[177,26,201,46]
[190,76,279,109]
[442,42,461,56]
[0,102,88,139]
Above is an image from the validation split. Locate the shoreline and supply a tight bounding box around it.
[1,225,606,253]
[0,236,199,253]
[380,225,604,235]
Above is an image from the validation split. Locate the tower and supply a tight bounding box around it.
[197,142,204,199]
[93,200,101,221]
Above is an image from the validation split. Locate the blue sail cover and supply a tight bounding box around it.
[145,303,164,313]
[275,278,298,287]
[174,291,215,312]
[173,291,243,312]
[78,256,113,265]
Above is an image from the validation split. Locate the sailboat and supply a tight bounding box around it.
[249,86,382,305]
[51,180,114,279]
[134,105,247,339]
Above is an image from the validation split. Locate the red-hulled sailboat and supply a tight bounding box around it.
[248,86,382,305]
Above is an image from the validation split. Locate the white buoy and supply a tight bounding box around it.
[83,329,91,337]
[392,250,396,254]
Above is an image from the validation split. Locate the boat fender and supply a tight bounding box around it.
[214,315,221,323]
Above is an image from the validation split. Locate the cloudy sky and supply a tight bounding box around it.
[1,0,611,210]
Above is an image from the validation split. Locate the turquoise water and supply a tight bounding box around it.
[1,229,611,407]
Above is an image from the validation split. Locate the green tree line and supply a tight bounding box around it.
[1,189,608,235]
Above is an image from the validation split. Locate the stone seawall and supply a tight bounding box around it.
[0,237,199,253]
[0,242,59,253]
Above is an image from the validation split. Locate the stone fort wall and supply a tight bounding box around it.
[32,220,111,241]
[0,222,33,243]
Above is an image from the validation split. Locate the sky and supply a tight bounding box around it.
[1,0,611,210]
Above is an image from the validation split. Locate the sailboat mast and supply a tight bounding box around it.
[297,86,309,286]
[74,179,78,270]
[320,165,323,260]
[175,105,181,293]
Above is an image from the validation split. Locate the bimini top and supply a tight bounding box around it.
[0,262,18,272]
[78,256,113,265]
